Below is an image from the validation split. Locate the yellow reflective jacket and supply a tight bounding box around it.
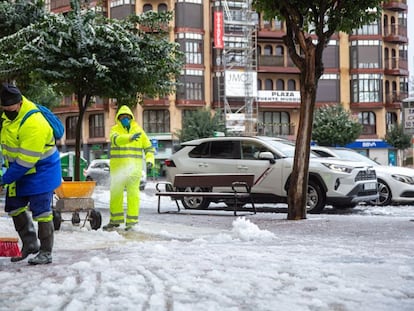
[109,105,155,174]
[0,96,62,195]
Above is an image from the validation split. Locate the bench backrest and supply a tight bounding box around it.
[173,174,255,188]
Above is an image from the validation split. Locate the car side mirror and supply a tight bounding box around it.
[259,152,275,164]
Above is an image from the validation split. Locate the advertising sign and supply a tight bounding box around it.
[225,71,257,97]
[214,11,224,49]
[404,108,414,129]
[226,113,245,132]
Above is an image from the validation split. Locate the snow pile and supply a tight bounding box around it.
[231,217,275,241]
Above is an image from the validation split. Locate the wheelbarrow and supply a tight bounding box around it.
[53,181,102,230]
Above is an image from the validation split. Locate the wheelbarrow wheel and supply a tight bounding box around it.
[71,212,81,225]
[89,210,102,230]
[53,210,62,231]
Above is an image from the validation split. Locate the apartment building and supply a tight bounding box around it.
[48,0,409,167]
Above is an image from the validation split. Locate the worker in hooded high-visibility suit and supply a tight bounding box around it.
[103,105,155,231]
[0,83,62,265]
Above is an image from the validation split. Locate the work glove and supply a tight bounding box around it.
[131,133,141,141]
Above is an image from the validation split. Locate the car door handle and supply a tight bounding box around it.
[198,163,208,167]
[238,165,248,170]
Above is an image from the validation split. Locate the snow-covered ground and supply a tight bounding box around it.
[0,181,413,311]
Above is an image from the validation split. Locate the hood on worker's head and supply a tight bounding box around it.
[116,105,135,121]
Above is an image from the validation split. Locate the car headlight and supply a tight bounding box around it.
[391,174,414,184]
[322,163,353,174]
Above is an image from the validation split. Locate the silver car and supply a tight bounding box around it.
[84,159,147,190]
[311,146,414,206]
[164,136,378,213]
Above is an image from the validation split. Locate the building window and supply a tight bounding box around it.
[185,81,203,100]
[176,33,203,65]
[65,116,78,140]
[89,114,104,138]
[350,40,382,69]
[185,40,202,64]
[158,3,167,12]
[177,71,204,101]
[265,79,273,90]
[322,42,339,68]
[287,79,296,91]
[257,79,262,90]
[258,111,291,136]
[353,20,380,35]
[143,110,170,133]
[275,45,284,56]
[143,4,152,12]
[273,17,283,30]
[386,112,398,131]
[358,111,376,135]
[276,79,284,90]
[264,45,272,56]
[317,74,339,102]
[351,74,382,103]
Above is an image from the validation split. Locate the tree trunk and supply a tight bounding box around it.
[287,48,318,220]
[73,92,89,181]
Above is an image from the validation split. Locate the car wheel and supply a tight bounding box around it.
[307,180,326,214]
[369,179,391,206]
[180,187,210,209]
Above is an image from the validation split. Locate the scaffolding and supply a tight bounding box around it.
[214,0,258,135]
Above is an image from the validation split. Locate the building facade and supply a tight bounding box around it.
[48,0,409,168]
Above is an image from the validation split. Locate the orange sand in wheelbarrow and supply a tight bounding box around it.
[55,181,96,199]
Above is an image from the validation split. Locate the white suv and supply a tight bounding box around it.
[311,145,414,206]
[164,136,378,213]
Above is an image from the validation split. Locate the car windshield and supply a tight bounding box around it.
[331,149,379,165]
[263,139,317,158]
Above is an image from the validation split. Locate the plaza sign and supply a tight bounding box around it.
[256,90,301,103]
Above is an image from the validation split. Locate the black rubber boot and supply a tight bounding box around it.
[10,211,40,262]
[102,223,120,231]
[28,221,54,265]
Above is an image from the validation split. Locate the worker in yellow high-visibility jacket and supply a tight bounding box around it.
[103,105,155,231]
[0,83,62,265]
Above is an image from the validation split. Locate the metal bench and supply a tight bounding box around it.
[155,173,256,216]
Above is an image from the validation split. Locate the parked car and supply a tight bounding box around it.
[164,136,378,213]
[311,145,414,206]
[84,159,147,190]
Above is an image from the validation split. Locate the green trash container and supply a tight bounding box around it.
[60,152,88,181]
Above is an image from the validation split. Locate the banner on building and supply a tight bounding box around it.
[256,90,301,103]
[225,70,257,97]
[214,11,224,49]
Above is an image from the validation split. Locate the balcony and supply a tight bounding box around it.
[258,55,284,67]
[385,92,408,108]
[382,0,407,11]
[383,25,408,44]
[257,55,298,73]
[384,57,409,76]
